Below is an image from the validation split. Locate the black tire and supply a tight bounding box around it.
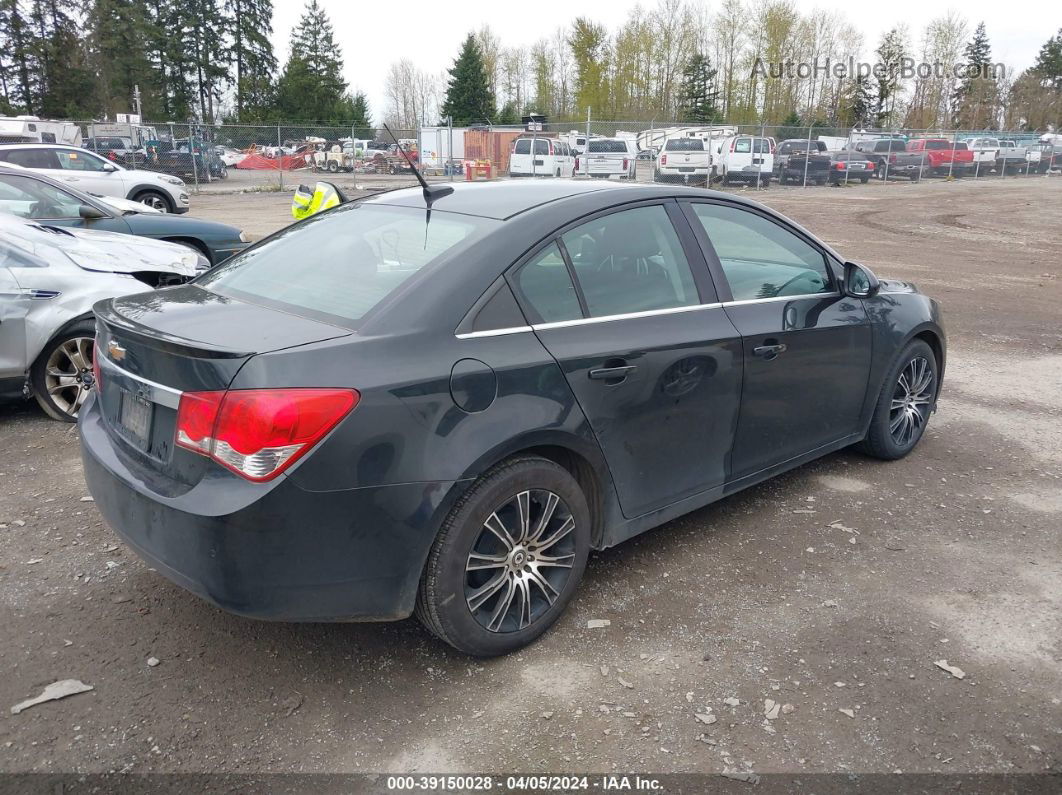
[30,320,97,422]
[909,171,921,182]
[416,456,591,656]
[327,160,339,173]
[857,339,938,460]
[218,165,228,179]
[133,189,174,213]
[860,176,870,183]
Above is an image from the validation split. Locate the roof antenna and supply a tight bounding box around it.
[382,123,454,216]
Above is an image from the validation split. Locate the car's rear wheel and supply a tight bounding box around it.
[133,190,174,213]
[858,339,938,460]
[416,456,591,656]
[31,321,96,422]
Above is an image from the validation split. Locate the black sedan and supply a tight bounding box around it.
[0,165,248,263]
[781,150,878,185]
[80,180,945,656]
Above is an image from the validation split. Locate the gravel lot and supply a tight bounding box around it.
[1,176,1059,778]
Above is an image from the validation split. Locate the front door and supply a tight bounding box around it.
[509,202,743,518]
[685,200,872,480]
[0,171,125,234]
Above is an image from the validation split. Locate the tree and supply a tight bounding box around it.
[274,0,353,123]
[874,27,908,127]
[777,109,804,140]
[952,22,998,129]
[496,99,520,125]
[0,0,39,113]
[677,52,719,123]
[440,33,494,125]
[848,72,874,127]
[87,0,165,118]
[568,18,608,115]
[1031,28,1061,90]
[225,0,276,119]
[350,91,372,137]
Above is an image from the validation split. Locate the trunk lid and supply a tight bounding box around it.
[93,284,352,492]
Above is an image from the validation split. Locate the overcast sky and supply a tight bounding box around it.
[269,0,1047,121]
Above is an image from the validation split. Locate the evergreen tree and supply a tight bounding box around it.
[0,0,38,113]
[777,110,803,140]
[30,0,98,117]
[952,22,998,128]
[677,52,719,123]
[225,0,275,119]
[848,73,874,127]
[1031,28,1062,90]
[496,99,520,125]
[274,0,351,122]
[146,0,195,120]
[179,0,230,121]
[350,91,372,137]
[874,28,907,127]
[88,0,165,118]
[440,33,495,125]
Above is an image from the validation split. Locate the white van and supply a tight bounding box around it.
[714,135,774,186]
[509,137,575,178]
[579,137,637,179]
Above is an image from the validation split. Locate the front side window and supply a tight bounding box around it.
[514,242,582,323]
[199,204,493,327]
[692,203,831,301]
[0,173,86,219]
[56,150,108,171]
[561,205,699,317]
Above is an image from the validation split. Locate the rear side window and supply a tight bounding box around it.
[533,139,549,155]
[0,148,61,169]
[514,242,582,323]
[562,205,699,317]
[199,205,493,327]
[513,139,530,154]
[664,139,704,151]
[692,203,831,301]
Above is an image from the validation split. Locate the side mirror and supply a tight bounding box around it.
[843,261,880,298]
[79,204,108,220]
[102,162,118,173]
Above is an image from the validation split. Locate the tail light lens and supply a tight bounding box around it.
[660,154,667,165]
[866,161,875,169]
[575,156,580,170]
[835,162,845,170]
[176,388,359,481]
[622,158,629,170]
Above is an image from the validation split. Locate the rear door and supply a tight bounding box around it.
[683,199,871,481]
[508,201,743,518]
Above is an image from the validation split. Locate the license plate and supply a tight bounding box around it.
[118,389,153,446]
[849,163,864,170]
[593,157,608,163]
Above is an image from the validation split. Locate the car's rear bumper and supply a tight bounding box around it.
[79,394,464,622]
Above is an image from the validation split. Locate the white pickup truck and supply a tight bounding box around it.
[966,137,1028,174]
[579,138,637,179]
[654,138,712,184]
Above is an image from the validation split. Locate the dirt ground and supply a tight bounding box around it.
[1,176,1059,779]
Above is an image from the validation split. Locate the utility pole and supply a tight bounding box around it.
[133,84,142,119]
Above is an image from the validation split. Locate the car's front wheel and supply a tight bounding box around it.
[133,189,174,213]
[858,339,938,459]
[30,321,96,422]
[416,456,591,656]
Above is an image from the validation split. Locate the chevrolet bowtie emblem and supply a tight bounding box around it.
[107,340,127,362]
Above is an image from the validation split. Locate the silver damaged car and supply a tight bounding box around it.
[0,213,207,420]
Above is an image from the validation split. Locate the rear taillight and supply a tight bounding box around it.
[730,140,736,152]
[866,161,875,169]
[835,162,845,170]
[889,154,897,164]
[622,158,628,170]
[176,388,359,481]
[575,156,580,170]
[660,154,666,165]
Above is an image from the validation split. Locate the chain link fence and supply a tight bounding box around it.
[57,118,1061,197]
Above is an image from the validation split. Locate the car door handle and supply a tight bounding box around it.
[752,343,787,359]
[589,365,637,381]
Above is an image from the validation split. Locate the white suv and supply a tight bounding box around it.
[0,144,190,213]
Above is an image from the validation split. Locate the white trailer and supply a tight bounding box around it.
[637,126,737,153]
[0,116,82,146]
[418,126,467,170]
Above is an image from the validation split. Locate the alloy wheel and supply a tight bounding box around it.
[889,356,934,447]
[464,490,577,633]
[44,335,95,418]
[139,194,168,212]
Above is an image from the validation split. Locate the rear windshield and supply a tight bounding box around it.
[664,139,704,151]
[953,142,968,150]
[874,140,907,152]
[198,204,494,327]
[733,138,770,153]
[588,140,628,153]
[922,140,949,150]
